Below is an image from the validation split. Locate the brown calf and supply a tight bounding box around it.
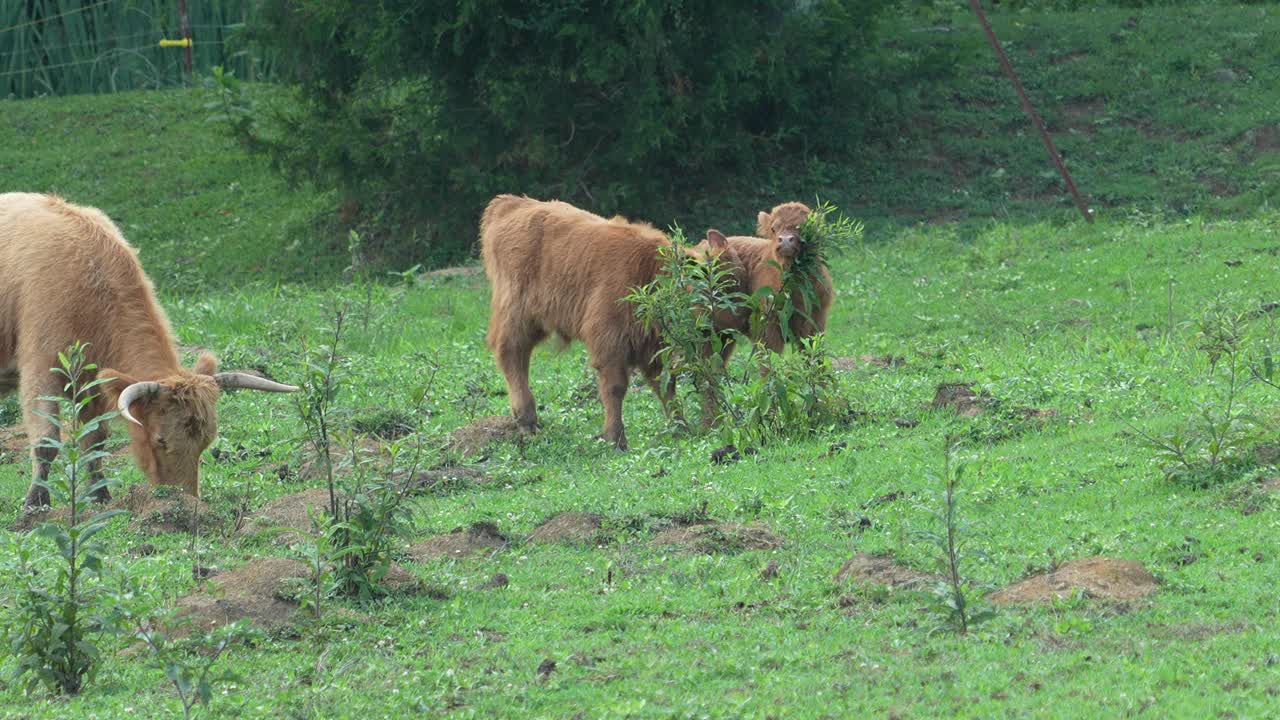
[701,201,834,352]
[480,195,733,449]
[0,193,297,510]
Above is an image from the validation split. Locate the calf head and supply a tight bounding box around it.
[99,352,297,496]
[756,202,813,263]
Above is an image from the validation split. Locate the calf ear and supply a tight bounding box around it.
[194,351,219,376]
[705,229,728,251]
[756,211,771,236]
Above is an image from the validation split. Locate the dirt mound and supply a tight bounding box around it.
[297,438,391,482]
[650,522,783,553]
[834,554,937,590]
[989,557,1157,604]
[173,557,307,637]
[419,265,484,284]
[932,382,990,417]
[831,355,905,372]
[528,512,603,545]
[112,485,217,534]
[404,466,493,495]
[14,483,216,534]
[237,488,337,543]
[445,416,521,457]
[408,522,509,561]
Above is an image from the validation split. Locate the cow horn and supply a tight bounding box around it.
[213,373,299,393]
[118,381,162,426]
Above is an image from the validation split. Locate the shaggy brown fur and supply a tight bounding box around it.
[0,193,274,508]
[480,195,732,449]
[701,201,834,351]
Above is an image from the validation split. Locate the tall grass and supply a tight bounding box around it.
[0,0,276,98]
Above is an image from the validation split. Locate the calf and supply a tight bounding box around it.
[701,201,834,352]
[0,193,297,510]
[480,195,734,449]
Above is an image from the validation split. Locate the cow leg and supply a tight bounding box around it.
[594,357,629,450]
[79,419,111,504]
[491,318,543,433]
[21,383,60,511]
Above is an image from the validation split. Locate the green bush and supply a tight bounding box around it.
[247,0,900,264]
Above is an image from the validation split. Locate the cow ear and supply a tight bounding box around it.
[756,211,771,236]
[194,351,219,376]
[705,229,728,251]
[97,368,137,413]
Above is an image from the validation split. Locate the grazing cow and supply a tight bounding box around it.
[0,193,297,510]
[480,195,736,450]
[701,201,834,352]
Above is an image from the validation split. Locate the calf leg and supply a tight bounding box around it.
[642,363,683,425]
[594,356,630,450]
[490,317,544,433]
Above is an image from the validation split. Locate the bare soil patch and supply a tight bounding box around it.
[418,265,484,284]
[932,383,990,417]
[297,438,391,482]
[1234,124,1280,159]
[832,355,905,372]
[0,425,25,463]
[528,512,603,545]
[834,553,937,590]
[445,416,521,457]
[18,484,221,534]
[989,557,1157,604]
[403,466,494,495]
[173,557,307,637]
[237,488,337,543]
[408,522,509,561]
[117,484,220,535]
[650,522,783,553]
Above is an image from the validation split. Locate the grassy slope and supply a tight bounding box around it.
[1,4,1280,719]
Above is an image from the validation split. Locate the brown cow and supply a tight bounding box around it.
[0,193,298,510]
[480,195,736,450]
[701,201,834,352]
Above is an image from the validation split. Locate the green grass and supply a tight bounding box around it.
[2,3,1280,718]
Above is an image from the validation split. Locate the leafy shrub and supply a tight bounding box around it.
[131,618,261,720]
[245,0,901,263]
[296,310,431,602]
[628,204,860,445]
[0,344,128,695]
[1132,297,1266,486]
[627,226,747,428]
[914,437,993,636]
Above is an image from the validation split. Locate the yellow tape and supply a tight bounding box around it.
[159,38,192,48]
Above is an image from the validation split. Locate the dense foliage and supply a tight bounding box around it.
[247,0,903,263]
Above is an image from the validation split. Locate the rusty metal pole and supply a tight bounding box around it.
[177,0,194,79]
[968,0,1093,223]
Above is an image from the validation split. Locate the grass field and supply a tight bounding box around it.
[2,4,1280,719]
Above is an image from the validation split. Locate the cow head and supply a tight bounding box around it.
[99,352,297,496]
[756,202,813,263]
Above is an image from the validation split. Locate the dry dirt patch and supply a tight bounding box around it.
[408,522,509,561]
[932,383,990,417]
[989,557,1157,604]
[528,512,603,545]
[445,416,521,457]
[832,355,905,372]
[650,522,783,553]
[404,466,493,495]
[15,484,218,534]
[173,557,307,637]
[834,553,937,590]
[237,488,337,543]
